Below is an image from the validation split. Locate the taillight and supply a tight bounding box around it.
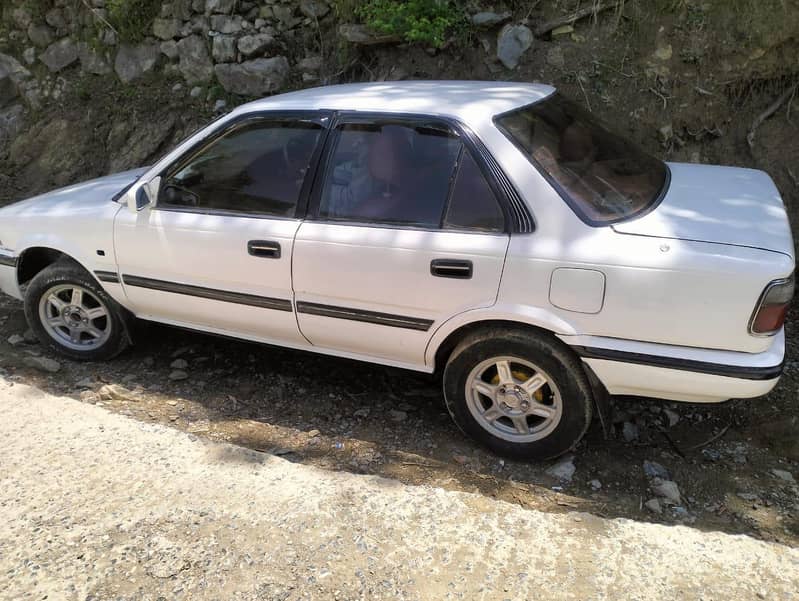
[749,275,794,335]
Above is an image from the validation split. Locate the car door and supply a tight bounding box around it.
[292,115,511,368]
[114,112,328,345]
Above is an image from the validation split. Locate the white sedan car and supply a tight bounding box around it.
[0,82,793,459]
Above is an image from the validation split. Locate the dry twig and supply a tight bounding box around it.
[685,424,731,451]
[534,1,626,37]
[747,80,799,150]
[81,0,118,35]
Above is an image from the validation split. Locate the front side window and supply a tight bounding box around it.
[495,94,668,225]
[318,120,505,231]
[159,119,322,217]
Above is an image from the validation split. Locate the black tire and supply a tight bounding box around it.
[24,261,131,361]
[443,327,593,460]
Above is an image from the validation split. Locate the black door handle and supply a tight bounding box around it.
[430,259,473,279]
[248,240,281,259]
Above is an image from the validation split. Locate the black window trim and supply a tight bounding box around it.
[305,111,534,235]
[153,109,333,221]
[492,97,671,228]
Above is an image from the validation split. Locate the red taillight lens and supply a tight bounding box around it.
[750,275,794,335]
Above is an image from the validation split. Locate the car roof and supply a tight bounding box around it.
[235,81,556,123]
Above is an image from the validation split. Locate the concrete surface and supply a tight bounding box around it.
[0,377,797,600]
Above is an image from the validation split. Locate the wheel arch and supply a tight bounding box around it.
[17,246,90,288]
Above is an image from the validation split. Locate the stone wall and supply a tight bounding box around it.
[0,0,329,129]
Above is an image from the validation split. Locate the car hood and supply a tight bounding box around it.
[0,167,148,219]
[612,162,794,259]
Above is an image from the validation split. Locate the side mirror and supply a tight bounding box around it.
[128,176,161,213]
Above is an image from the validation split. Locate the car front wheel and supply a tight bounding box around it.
[24,262,130,361]
[443,328,593,460]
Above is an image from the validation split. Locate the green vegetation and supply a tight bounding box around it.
[107,0,161,44]
[355,0,466,48]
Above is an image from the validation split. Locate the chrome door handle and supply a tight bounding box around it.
[430,259,473,279]
[248,240,281,259]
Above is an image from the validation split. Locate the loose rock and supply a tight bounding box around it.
[214,57,289,96]
[24,356,61,373]
[546,454,576,482]
[7,334,24,346]
[299,0,330,19]
[237,33,275,57]
[114,43,160,83]
[177,35,214,84]
[622,421,639,442]
[40,38,79,73]
[643,460,670,480]
[496,24,533,70]
[770,469,795,483]
[471,12,512,28]
[170,358,189,369]
[651,478,681,505]
[169,370,189,381]
[644,498,662,514]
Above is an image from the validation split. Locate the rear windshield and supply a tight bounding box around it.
[494,94,668,225]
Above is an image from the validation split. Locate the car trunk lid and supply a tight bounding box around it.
[612,162,794,259]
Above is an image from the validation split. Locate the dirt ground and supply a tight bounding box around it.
[0,0,798,557]
[2,290,798,548]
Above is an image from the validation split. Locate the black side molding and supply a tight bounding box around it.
[0,255,17,268]
[296,301,433,331]
[573,346,784,381]
[94,270,120,283]
[122,274,293,312]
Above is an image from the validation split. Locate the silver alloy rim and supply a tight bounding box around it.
[465,356,563,443]
[38,284,112,351]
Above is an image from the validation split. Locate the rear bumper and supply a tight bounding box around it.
[561,330,785,403]
[0,253,21,300]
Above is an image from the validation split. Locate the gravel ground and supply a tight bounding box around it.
[1,378,799,600]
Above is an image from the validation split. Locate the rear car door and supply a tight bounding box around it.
[292,115,512,368]
[114,112,328,344]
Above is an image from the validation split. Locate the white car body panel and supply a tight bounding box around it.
[293,222,509,365]
[0,81,793,406]
[113,208,306,345]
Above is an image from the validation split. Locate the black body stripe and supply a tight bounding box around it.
[0,255,16,267]
[573,346,783,381]
[121,275,293,312]
[296,301,433,331]
[94,270,120,283]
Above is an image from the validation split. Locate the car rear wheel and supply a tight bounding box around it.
[443,328,593,460]
[24,262,130,361]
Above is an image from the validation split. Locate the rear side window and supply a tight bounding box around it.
[159,120,322,217]
[318,120,505,232]
[495,94,668,225]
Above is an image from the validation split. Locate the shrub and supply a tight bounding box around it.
[106,0,161,44]
[356,0,465,48]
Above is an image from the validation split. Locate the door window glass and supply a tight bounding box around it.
[159,120,322,216]
[319,122,461,227]
[444,150,505,232]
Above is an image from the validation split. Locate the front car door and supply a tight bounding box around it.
[293,114,512,369]
[114,112,328,345]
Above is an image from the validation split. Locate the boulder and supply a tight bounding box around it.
[212,35,237,63]
[27,23,55,48]
[152,18,181,40]
[45,8,68,30]
[114,43,160,83]
[338,24,401,45]
[0,104,25,148]
[210,15,243,34]
[206,0,235,14]
[471,11,512,28]
[177,35,213,84]
[78,42,111,75]
[0,64,18,108]
[297,56,322,72]
[237,33,275,57]
[40,38,79,72]
[299,0,330,19]
[160,40,179,61]
[496,24,533,70]
[11,7,33,30]
[214,56,289,96]
[173,0,194,20]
